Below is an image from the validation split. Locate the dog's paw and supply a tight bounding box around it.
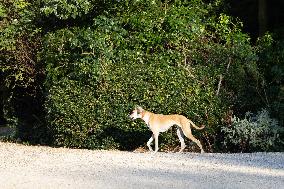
[153,149,159,154]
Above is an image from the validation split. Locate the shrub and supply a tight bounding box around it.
[256,34,284,126]
[43,24,222,150]
[222,109,283,152]
[0,0,48,143]
[42,0,260,151]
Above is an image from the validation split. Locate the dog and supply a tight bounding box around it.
[129,106,205,153]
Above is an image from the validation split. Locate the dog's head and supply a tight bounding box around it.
[129,106,144,120]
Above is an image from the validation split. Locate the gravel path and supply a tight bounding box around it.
[0,142,283,189]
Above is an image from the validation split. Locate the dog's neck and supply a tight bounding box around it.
[141,111,151,126]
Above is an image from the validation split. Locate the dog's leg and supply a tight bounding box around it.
[188,134,204,153]
[177,127,186,152]
[147,135,154,152]
[182,128,204,153]
[153,133,159,153]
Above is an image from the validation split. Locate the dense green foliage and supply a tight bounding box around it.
[0,0,47,142]
[41,0,260,151]
[1,0,283,152]
[256,34,284,126]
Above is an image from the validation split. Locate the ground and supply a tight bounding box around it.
[0,142,283,189]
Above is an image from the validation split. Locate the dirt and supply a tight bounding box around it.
[0,142,283,189]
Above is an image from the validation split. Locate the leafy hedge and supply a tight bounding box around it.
[41,0,261,151]
[0,0,47,142]
[256,35,284,126]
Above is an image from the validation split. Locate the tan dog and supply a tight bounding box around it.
[129,106,205,153]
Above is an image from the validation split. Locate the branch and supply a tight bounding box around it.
[216,74,223,96]
[216,57,232,96]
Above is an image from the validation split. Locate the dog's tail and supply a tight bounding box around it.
[188,120,205,130]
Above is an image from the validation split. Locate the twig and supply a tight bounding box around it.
[216,57,232,96]
[203,132,213,153]
[81,52,95,56]
[216,74,223,96]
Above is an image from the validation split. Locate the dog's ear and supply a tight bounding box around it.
[136,106,143,113]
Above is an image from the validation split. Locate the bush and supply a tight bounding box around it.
[41,0,261,151]
[43,24,223,150]
[256,34,284,126]
[222,109,284,152]
[0,0,48,144]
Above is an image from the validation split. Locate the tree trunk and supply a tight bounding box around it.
[258,0,267,36]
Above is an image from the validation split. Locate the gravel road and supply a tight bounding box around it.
[0,142,283,189]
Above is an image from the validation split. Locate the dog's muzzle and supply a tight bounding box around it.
[129,115,134,120]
